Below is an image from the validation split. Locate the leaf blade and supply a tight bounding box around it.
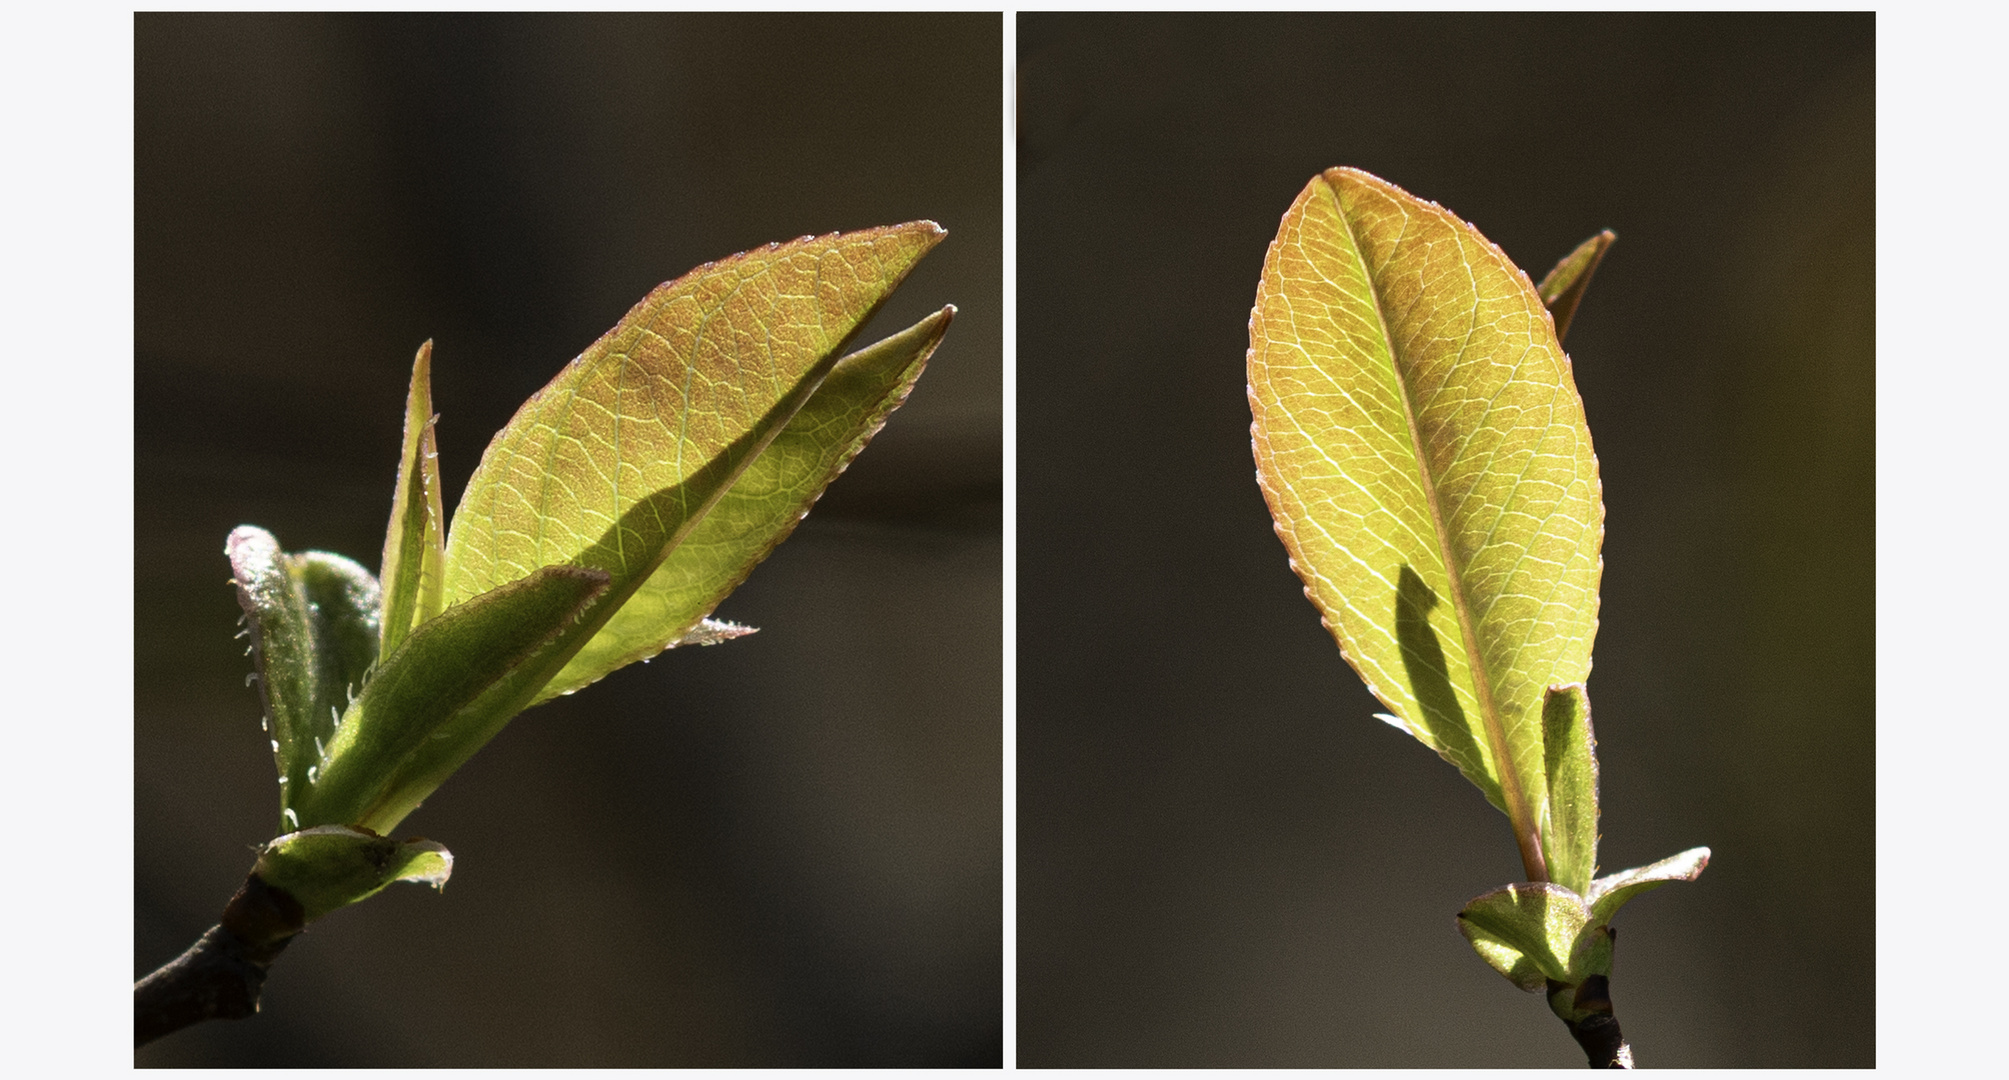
[442,223,944,612]
[378,340,446,656]
[532,305,954,703]
[1248,167,1604,878]
[293,564,611,833]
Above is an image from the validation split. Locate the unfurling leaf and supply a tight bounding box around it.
[1534,230,1615,343]
[253,825,452,922]
[378,340,446,656]
[1540,684,1599,897]
[1248,167,1603,881]
[228,526,381,832]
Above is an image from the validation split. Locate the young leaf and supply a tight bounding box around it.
[253,825,452,923]
[441,224,945,676]
[533,304,955,703]
[1456,882,1593,991]
[227,526,382,829]
[378,339,446,656]
[1587,846,1711,925]
[292,565,612,834]
[1248,167,1603,881]
[1534,230,1616,344]
[1540,684,1600,896]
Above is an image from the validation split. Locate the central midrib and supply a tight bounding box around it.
[1328,177,1549,884]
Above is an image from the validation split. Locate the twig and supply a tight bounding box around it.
[135,873,304,1047]
[1548,974,1634,1068]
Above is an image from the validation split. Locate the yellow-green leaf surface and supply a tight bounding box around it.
[1248,167,1603,880]
[535,304,954,703]
[378,340,446,657]
[441,222,945,688]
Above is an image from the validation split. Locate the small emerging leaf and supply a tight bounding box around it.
[295,565,612,834]
[1535,230,1615,343]
[1540,684,1599,896]
[1457,882,1592,991]
[1248,167,1603,881]
[534,304,955,702]
[378,340,446,656]
[228,526,381,830]
[253,824,451,922]
[1588,846,1711,925]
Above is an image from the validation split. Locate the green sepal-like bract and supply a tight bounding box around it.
[253,825,452,923]
[1458,847,1710,992]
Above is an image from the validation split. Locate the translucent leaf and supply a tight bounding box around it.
[533,305,954,703]
[1248,167,1603,880]
[441,225,945,677]
[227,526,381,830]
[253,824,452,923]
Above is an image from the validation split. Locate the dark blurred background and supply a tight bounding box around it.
[135,13,1000,1066]
[1019,13,1870,1068]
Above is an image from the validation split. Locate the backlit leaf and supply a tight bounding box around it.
[1248,167,1603,880]
[534,304,955,703]
[440,224,946,693]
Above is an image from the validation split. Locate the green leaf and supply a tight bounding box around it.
[1540,684,1600,896]
[1456,882,1592,991]
[1587,846,1710,925]
[1534,230,1615,344]
[533,304,955,703]
[440,224,946,702]
[227,526,382,830]
[292,565,612,834]
[1248,167,1603,881]
[253,825,452,923]
[378,339,446,656]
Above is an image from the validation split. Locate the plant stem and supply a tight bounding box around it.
[134,873,304,1047]
[1547,974,1634,1068]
